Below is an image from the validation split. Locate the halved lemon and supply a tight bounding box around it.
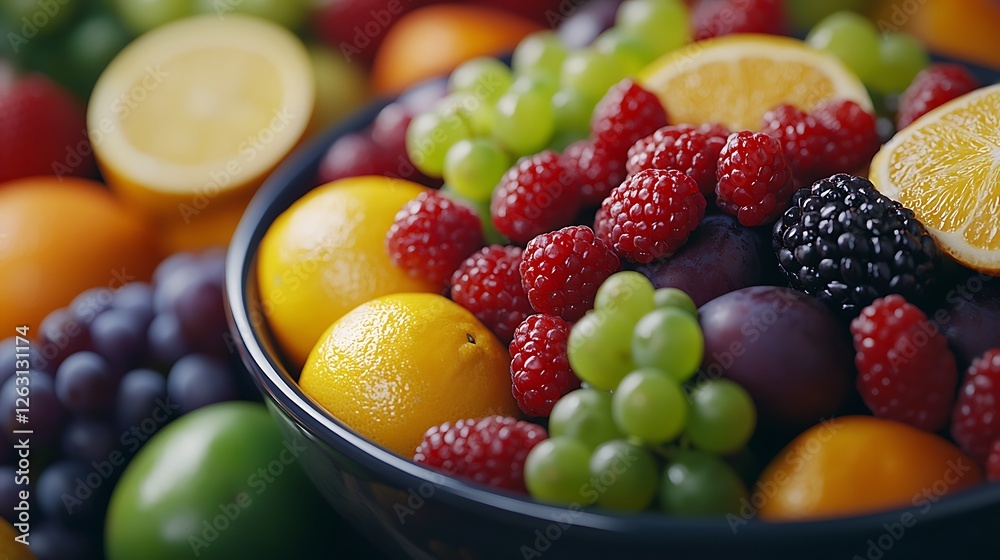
[88,15,314,251]
[870,83,1000,275]
[638,34,872,131]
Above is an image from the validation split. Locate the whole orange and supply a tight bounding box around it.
[756,416,982,521]
[371,4,542,95]
[0,177,160,336]
[872,0,1000,69]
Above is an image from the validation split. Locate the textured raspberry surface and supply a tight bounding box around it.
[590,79,669,161]
[715,130,795,226]
[386,191,484,285]
[952,349,1000,464]
[451,245,534,344]
[897,64,979,129]
[692,0,787,41]
[510,314,580,417]
[491,150,582,244]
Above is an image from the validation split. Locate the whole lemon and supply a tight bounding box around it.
[300,293,518,457]
[257,176,438,367]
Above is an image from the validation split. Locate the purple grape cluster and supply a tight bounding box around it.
[0,248,246,560]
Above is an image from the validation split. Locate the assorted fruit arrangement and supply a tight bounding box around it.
[1,0,1000,558]
[257,0,1000,525]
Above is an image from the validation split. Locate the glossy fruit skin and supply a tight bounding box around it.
[698,286,853,428]
[897,63,979,129]
[951,349,1000,464]
[105,402,326,560]
[758,416,983,521]
[715,131,795,226]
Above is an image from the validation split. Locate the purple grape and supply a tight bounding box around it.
[0,465,27,525]
[147,312,193,366]
[36,308,91,373]
[0,336,41,388]
[397,77,448,115]
[557,0,624,48]
[90,309,150,373]
[116,368,171,432]
[111,282,155,326]
[198,246,227,287]
[0,371,63,448]
[61,417,119,465]
[152,250,199,288]
[55,352,119,414]
[173,275,228,348]
[167,354,238,414]
[936,274,1000,372]
[37,460,109,527]
[635,214,776,307]
[698,286,853,428]
[30,521,100,560]
[69,286,115,324]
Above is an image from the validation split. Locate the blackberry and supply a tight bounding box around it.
[773,174,941,314]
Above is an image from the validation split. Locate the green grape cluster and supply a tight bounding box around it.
[806,11,930,95]
[404,0,692,210]
[524,271,757,516]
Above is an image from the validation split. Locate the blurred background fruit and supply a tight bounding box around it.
[0,178,160,336]
[872,0,1000,70]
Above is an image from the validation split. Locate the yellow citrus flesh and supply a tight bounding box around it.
[871,84,1000,274]
[87,15,314,251]
[256,176,440,368]
[300,293,518,457]
[638,34,872,131]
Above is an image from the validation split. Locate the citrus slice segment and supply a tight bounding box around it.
[870,83,1000,274]
[88,15,314,251]
[638,34,872,131]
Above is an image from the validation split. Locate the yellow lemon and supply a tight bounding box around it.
[257,176,439,367]
[300,293,518,457]
[638,34,872,131]
[88,15,314,252]
[871,84,1000,275]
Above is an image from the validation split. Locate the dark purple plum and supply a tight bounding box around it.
[698,286,854,428]
[635,214,776,307]
[934,273,1000,371]
[558,0,625,48]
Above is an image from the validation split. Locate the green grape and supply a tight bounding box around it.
[632,307,704,383]
[567,311,638,391]
[2,0,81,36]
[492,88,556,157]
[611,368,687,443]
[193,0,307,28]
[436,92,497,137]
[686,380,757,455]
[512,31,568,78]
[786,0,870,30]
[589,440,659,511]
[509,73,559,99]
[868,32,930,94]
[524,437,595,505]
[549,389,623,451]
[65,14,133,96]
[615,0,690,59]
[552,88,596,142]
[806,11,881,84]
[405,109,471,178]
[443,139,512,202]
[594,271,655,321]
[448,57,513,104]
[660,450,748,517]
[113,0,194,34]
[594,29,652,76]
[560,49,629,105]
[439,185,504,245]
[653,288,697,317]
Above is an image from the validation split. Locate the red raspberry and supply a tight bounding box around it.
[590,79,669,161]
[715,130,795,226]
[491,151,582,244]
[813,99,880,176]
[627,123,731,179]
[0,74,94,183]
[595,169,706,264]
[563,139,627,206]
[760,104,829,185]
[451,245,534,344]
[625,128,727,198]
[897,64,978,130]
[987,440,1000,481]
[413,416,547,493]
[510,314,580,417]
[520,226,619,322]
[951,349,1000,464]
[692,0,787,41]
[850,295,958,433]
[386,191,485,285]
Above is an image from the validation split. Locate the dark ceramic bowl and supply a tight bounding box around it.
[225,97,1000,560]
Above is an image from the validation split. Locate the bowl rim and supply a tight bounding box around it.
[225,98,1000,547]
